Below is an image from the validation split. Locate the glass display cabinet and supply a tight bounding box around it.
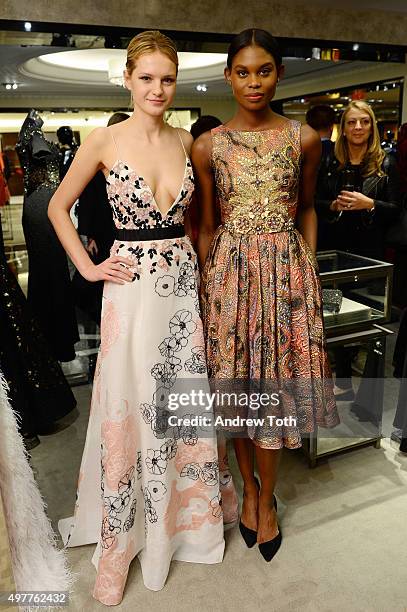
[302,250,393,467]
[317,250,393,336]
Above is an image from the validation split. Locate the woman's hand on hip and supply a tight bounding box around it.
[82,255,134,284]
[336,190,374,211]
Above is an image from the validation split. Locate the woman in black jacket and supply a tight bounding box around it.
[316,100,401,399]
[316,100,400,261]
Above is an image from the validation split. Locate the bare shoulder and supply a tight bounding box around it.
[176,127,194,153]
[191,130,212,158]
[300,123,321,149]
[84,126,110,146]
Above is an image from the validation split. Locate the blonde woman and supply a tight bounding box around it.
[48,30,232,605]
[316,100,401,398]
[316,100,400,261]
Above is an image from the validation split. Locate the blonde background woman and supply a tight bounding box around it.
[316,100,401,261]
[316,100,401,398]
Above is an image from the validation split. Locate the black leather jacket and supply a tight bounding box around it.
[315,153,401,259]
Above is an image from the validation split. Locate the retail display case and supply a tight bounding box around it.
[317,250,393,336]
[302,250,393,467]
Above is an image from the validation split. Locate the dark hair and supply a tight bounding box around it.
[57,125,74,146]
[190,115,222,140]
[306,105,336,131]
[107,112,130,126]
[227,29,282,69]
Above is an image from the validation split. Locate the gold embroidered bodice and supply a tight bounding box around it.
[211,121,301,235]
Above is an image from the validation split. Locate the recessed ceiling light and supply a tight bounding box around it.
[24,22,32,32]
[196,84,207,92]
[352,43,359,51]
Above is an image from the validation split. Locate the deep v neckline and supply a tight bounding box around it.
[108,157,189,218]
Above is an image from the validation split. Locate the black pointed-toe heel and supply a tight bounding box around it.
[258,527,282,562]
[258,495,281,562]
[239,476,260,548]
[239,520,258,548]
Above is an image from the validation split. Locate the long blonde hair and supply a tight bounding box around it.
[335,101,385,177]
[126,30,178,75]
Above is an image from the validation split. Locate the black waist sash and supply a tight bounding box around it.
[115,225,185,241]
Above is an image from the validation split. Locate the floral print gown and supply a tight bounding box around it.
[59,130,238,606]
[201,122,339,449]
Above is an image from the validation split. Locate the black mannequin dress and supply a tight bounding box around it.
[16,110,79,361]
[0,221,76,437]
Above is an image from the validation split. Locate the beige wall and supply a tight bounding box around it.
[2,0,407,46]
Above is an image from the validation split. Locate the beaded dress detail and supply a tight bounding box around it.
[16,111,79,361]
[201,121,339,449]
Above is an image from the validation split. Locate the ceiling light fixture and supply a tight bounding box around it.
[24,22,32,32]
[108,58,124,86]
[196,84,207,92]
[3,83,18,90]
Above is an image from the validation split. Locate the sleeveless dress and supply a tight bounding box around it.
[59,130,237,606]
[201,122,339,449]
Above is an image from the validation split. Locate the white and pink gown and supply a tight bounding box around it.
[59,131,238,606]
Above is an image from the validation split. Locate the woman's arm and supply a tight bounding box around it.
[336,155,401,219]
[191,132,217,270]
[297,124,322,254]
[372,154,401,221]
[48,128,133,284]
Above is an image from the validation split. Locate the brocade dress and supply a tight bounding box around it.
[201,121,339,448]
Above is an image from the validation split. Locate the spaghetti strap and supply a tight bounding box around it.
[176,128,187,158]
[109,127,120,159]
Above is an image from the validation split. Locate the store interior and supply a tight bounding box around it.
[1,20,407,611]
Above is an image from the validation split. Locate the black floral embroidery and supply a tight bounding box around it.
[123,499,137,532]
[160,438,177,460]
[174,263,197,298]
[100,444,105,500]
[100,464,136,548]
[180,460,219,485]
[167,355,182,373]
[136,451,142,479]
[151,362,177,389]
[169,310,197,339]
[200,462,219,486]
[101,515,122,549]
[147,480,167,502]
[180,462,201,480]
[143,487,158,524]
[118,466,135,507]
[180,415,198,446]
[153,386,170,409]
[140,402,156,425]
[210,494,223,519]
[155,275,175,297]
[185,346,207,374]
[145,449,168,475]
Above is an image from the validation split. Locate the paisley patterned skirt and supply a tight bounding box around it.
[59,235,238,606]
[201,227,339,449]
